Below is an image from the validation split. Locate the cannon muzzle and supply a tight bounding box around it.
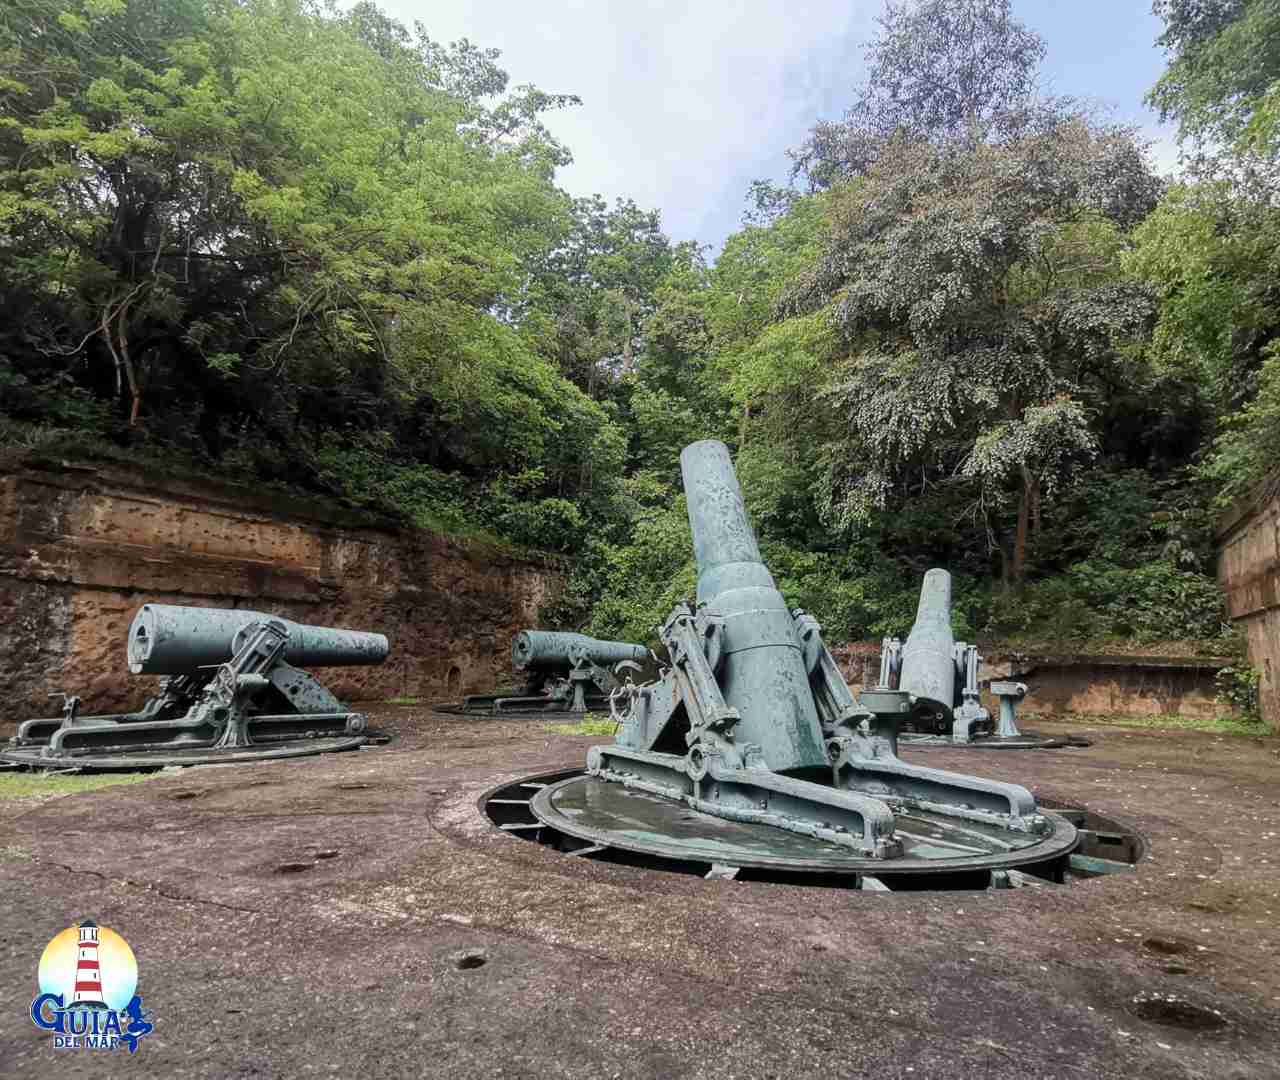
[128,605,389,675]
[898,569,956,716]
[511,631,647,672]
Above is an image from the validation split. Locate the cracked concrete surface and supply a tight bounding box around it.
[2,708,1279,1078]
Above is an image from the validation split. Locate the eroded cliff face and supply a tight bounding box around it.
[0,460,563,726]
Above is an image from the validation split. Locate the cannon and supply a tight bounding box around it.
[878,574,1089,749]
[2,605,390,770]
[521,441,1079,885]
[459,631,649,716]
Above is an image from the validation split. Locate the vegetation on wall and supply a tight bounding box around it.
[2,0,1275,651]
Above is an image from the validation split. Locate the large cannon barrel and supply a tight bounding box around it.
[512,631,646,672]
[127,604,389,675]
[680,440,828,774]
[898,569,956,716]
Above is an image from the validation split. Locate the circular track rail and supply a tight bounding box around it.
[482,769,1141,892]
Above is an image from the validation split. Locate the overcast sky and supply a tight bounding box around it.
[376,1,1177,254]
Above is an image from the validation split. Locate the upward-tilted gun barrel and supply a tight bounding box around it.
[898,569,957,719]
[511,631,646,674]
[891,572,1057,746]
[128,605,389,675]
[571,438,1070,870]
[894,571,996,741]
[682,439,829,775]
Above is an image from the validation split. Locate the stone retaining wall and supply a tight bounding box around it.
[0,457,563,727]
[1217,475,1280,732]
[830,644,1229,720]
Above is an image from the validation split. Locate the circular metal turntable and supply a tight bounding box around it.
[0,735,368,772]
[490,770,1083,888]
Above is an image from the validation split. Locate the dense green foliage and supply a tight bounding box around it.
[1149,0,1280,166]
[1,0,1275,658]
[0,0,618,549]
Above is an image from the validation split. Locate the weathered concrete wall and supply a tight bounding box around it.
[0,459,564,728]
[1218,475,1280,732]
[831,644,1228,719]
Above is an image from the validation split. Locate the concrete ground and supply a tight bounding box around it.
[2,709,1278,1079]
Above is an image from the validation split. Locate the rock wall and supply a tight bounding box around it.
[0,458,564,728]
[1218,476,1280,731]
[831,644,1228,719]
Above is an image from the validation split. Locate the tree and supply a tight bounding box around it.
[1149,0,1280,165]
[521,195,675,398]
[0,0,627,552]
[1126,182,1279,405]
[791,0,1056,187]
[628,243,733,483]
[1126,180,1280,503]
[782,123,1163,585]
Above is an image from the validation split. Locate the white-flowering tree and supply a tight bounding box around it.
[792,0,1061,188]
[782,124,1162,585]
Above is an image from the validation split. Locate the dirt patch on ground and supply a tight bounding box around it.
[2,709,1278,1078]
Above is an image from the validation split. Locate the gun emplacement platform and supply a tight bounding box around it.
[879,576,1091,750]
[2,605,390,770]
[488,441,1085,887]
[447,631,649,719]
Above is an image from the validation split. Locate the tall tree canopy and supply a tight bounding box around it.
[781,123,1163,584]
[0,0,1259,658]
[570,0,1231,649]
[792,0,1057,187]
[1149,0,1280,165]
[0,0,627,547]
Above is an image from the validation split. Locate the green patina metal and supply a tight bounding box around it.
[461,631,649,716]
[886,575,1089,749]
[529,440,1080,877]
[3,606,388,770]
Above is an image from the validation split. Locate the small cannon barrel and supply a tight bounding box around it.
[128,604,389,675]
[680,440,827,774]
[898,569,956,716]
[512,631,646,672]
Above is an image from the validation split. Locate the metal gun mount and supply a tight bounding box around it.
[458,631,649,717]
[886,574,1089,750]
[2,605,390,770]
[527,441,1079,883]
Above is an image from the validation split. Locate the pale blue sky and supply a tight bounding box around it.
[378,2,1177,252]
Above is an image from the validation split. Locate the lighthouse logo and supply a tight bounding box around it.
[29,921,155,1053]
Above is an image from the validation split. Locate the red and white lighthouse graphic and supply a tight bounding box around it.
[70,920,107,1008]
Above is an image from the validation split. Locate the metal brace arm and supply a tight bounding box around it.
[185,619,291,747]
[951,643,992,741]
[660,605,740,744]
[792,610,869,735]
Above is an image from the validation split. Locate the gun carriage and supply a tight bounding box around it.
[3,605,389,770]
[878,576,1089,749]
[456,631,649,718]
[516,441,1081,886]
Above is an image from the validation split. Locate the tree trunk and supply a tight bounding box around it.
[99,289,145,426]
[118,307,142,426]
[1012,467,1033,587]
